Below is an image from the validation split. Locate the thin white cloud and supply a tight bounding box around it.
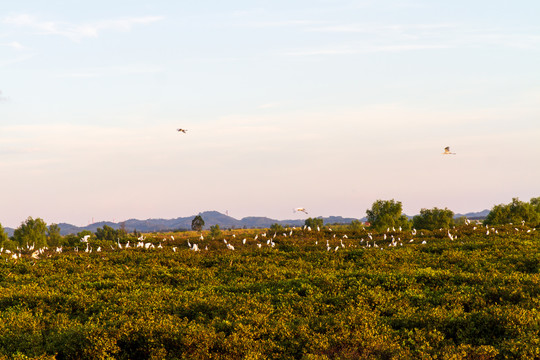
[237,19,328,28]
[284,21,540,56]
[57,65,163,78]
[3,14,164,41]
[0,41,25,50]
[465,32,540,49]
[285,43,450,56]
[258,102,281,109]
[0,53,36,67]
[310,21,540,48]
[307,23,457,34]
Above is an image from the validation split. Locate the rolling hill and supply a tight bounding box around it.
[2,210,490,236]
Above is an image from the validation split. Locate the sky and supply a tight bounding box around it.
[1,0,539,228]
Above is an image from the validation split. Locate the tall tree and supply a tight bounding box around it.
[413,208,455,230]
[304,217,323,229]
[0,223,8,247]
[531,197,540,213]
[209,224,222,238]
[484,197,540,225]
[47,223,63,247]
[191,215,205,232]
[96,225,120,241]
[366,199,411,231]
[13,217,48,248]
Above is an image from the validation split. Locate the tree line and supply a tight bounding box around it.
[299,196,539,232]
[1,196,538,249]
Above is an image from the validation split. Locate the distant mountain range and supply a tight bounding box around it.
[455,209,490,220]
[2,209,491,237]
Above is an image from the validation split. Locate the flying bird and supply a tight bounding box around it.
[294,207,308,214]
[442,146,456,155]
[177,129,187,133]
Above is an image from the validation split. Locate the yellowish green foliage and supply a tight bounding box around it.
[0,224,539,359]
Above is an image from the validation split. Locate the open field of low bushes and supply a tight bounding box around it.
[0,225,539,359]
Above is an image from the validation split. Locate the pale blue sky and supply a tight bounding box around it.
[1,1,539,227]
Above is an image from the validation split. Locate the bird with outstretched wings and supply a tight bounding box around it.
[442,146,456,155]
[177,129,187,133]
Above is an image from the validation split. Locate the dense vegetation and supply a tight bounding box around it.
[366,199,411,231]
[1,197,539,359]
[484,197,540,226]
[1,223,540,359]
[412,207,455,230]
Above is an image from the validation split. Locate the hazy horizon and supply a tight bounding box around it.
[2,1,539,228]
[2,207,494,230]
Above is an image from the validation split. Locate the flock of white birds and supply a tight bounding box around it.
[1,221,536,261]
